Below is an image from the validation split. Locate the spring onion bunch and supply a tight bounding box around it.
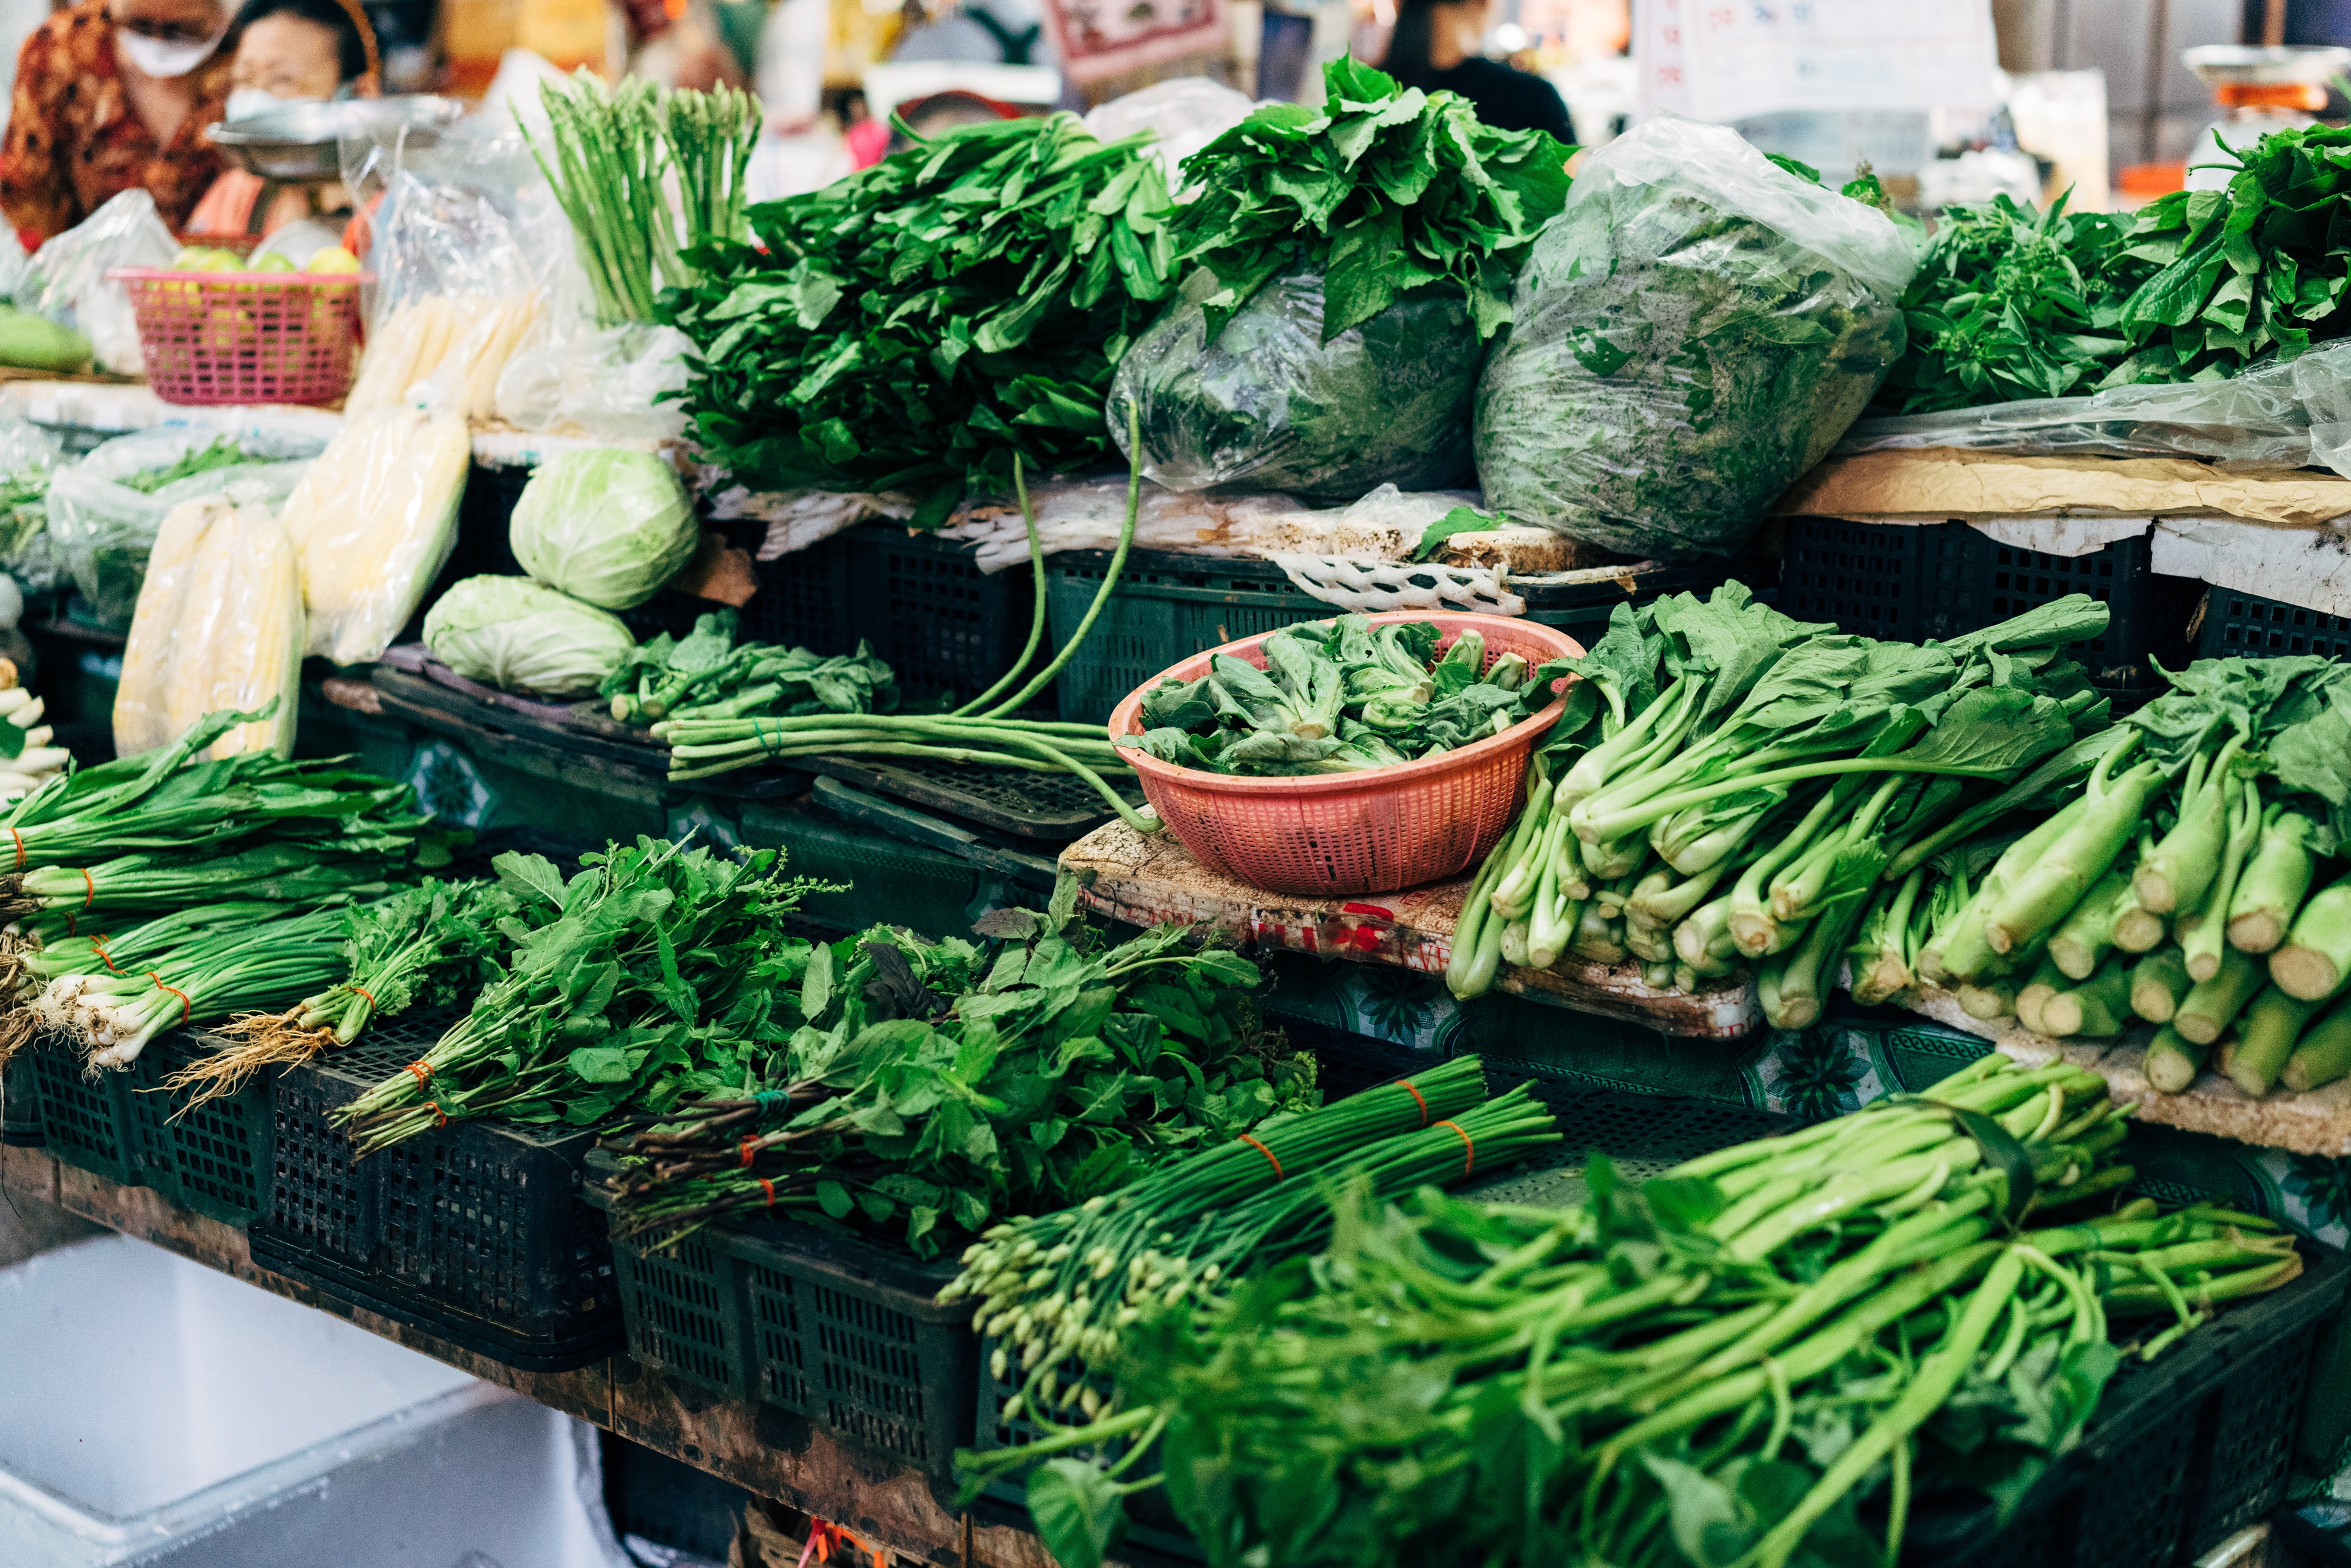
[648,421,1158,832]
[172,879,517,1106]
[978,1055,2301,1568]
[333,838,824,1155]
[944,1057,1559,1423]
[1894,654,2351,1095]
[1447,590,2113,1021]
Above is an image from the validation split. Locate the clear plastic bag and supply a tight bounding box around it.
[113,496,305,760]
[343,169,546,419]
[1475,113,1915,560]
[46,429,318,628]
[1108,270,1482,503]
[21,189,178,375]
[1837,336,2351,476]
[0,417,61,591]
[1083,78,1256,196]
[277,409,470,664]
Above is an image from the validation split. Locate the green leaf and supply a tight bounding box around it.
[1025,1459,1128,1568]
[567,1046,636,1084]
[814,1179,854,1219]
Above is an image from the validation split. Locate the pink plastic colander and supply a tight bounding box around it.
[110,266,370,406]
[1107,612,1584,897]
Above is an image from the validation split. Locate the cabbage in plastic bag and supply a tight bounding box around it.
[509,448,698,609]
[1108,271,1480,502]
[423,574,637,697]
[1475,116,1914,559]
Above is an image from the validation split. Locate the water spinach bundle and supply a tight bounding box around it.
[1898,654,2351,1096]
[980,1054,2299,1568]
[1446,586,2113,1024]
[596,892,1317,1256]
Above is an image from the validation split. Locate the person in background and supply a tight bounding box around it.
[183,0,376,239]
[0,0,233,247]
[1380,0,1573,141]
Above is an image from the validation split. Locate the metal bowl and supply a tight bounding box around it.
[2182,44,2351,89]
[207,95,469,180]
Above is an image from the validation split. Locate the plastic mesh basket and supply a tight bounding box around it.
[2198,588,2351,660]
[2,1047,44,1146]
[125,1029,272,1226]
[26,1038,141,1186]
[112,267,369,406]
[1106,613,1582,895]
[607,1228,749,1399]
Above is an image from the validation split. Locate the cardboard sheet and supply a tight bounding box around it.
[1777,448,2351,527]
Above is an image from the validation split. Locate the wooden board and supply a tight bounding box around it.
[1901,985,2351,1157]
[1060,821,1759,1039]
[0,1144,1135,1568]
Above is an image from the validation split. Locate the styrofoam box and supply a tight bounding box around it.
[0,1235,633,1568]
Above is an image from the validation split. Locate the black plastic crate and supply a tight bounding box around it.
[1911,1243,2349,1568]
[1780,517,1931,640]
[2196,587,2351,661]
[846,527,1034,699]
[606,1225,748,1399]
[25,1037,141,1186]
[737,533,858,657]
[2,1045,42,1146]
[250,1005,621,1370]
[124,1028,272,1226]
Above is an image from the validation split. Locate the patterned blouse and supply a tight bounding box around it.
[0,0,232,246]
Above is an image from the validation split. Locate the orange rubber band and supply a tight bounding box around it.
[758,1175,777,1208]
[405,1060,432,1088]
[739,1133,761,1168]
[1396,1078,1430,1125]
[91,935,120,974]
[148,971,190,1024]
[80,867,93,911]
[427,1101,448,1128]
[346,983,379,1009]
[8,825,22,870]
[1436,1119,1474,1176]
[1238,1133,1283,1181]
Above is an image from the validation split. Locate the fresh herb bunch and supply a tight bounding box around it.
[1447,587,2115,1019]
[598,887,1317,1255]
[121,436,249,495]
[2108,125,2351,383]
[665,115,1176,515]
[1118,616,1549,775]
[1165,56,1570,345]
[601,610,899,727]
[1899,654,2351,1098]
[333,839,827,1153]
[995,1055,2298,1568]
[1876,193,2157,414]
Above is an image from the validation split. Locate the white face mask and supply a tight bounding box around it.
[117,20,226,79]
[225,85,315,121]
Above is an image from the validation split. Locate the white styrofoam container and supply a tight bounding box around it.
[0,1235,633,1568]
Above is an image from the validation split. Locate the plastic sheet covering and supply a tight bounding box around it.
[342,172,544,419]
[113,496,304,760]
[21,189,177,375]
[46,429,317,629]
[277,408,470,664]
[1082,78,1255,196]
[1474,113,1912,559]
[1109,270,1481,502]
[1837,336,2351,477]
[0,417,61,591]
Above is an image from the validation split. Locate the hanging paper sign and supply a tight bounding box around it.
[1634,0,1997,125]
[1041,0,1226,85]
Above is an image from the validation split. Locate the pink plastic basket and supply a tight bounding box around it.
[1107,612,1585,897]
[109,267,370,406]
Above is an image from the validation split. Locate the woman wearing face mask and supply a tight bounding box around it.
[0,0,234,247]
[183,0,376,240]
[1380,0,1572,141]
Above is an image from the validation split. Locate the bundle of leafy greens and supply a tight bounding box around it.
[1475,119,1914,559]
[1875,193,2159,414]
[664,114,1175,519]
[596,886,1317,1255]
[600,610,899,726]
[333,838,827,1154]
[1893,654,2351,1100]
[1108,59,1569,501]
[1446,587,2114,1028]
[1116,615,1547,775]
[962,1055,2301,1568]
[2106,125,2351,385]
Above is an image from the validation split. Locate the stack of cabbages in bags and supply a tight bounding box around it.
[1109,62,1918,561]
[423,449,702,699]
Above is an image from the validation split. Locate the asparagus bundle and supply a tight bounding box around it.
[944,1059,1559,1418]
[967,1055,2301,1568]
[1911,656,2351,1095]
[596,898,1319,1256]
[1448,588,2113,1023]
